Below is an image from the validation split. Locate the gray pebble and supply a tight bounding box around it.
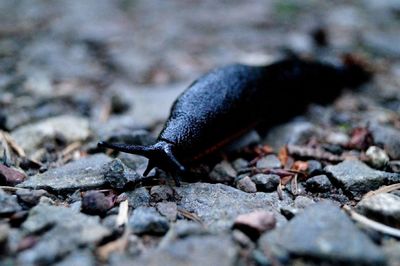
[104,158,141,190]
[325,159,400,196]
[125,187,150,209]
[129,206,169,235]
[209,161,237,183]
[305,175,332,192]
[256,155,281,169]
[251,174,280,192]
[232,158,249,172]
[236,176,257,193]
[150,185,175,202]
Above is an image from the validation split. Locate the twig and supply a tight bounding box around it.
[343,205,400,238]
[0,186,26,192]
[290,174,298,195]
[61,142,82,157]
[177,207,203,225]
[116,200,129,227]
[1,131,26,157]
[362,183,400,199]
[97,200,130,261]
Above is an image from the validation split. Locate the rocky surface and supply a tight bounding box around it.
[112,235,238,266]
[1,0,400,265]
[18,203,111,265]
[175,183,291,231]
[259,202,386,265]
[18,154,112,192]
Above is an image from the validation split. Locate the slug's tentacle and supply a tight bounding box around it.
[97,141,153,156]
[97,140,186,180]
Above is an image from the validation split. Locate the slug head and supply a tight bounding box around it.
[98,140,186,185]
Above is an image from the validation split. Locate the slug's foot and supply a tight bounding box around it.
[98,140,186,186]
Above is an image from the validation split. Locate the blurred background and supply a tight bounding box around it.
[1,0,400,164]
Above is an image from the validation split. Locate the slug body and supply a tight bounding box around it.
[98,57,370,180]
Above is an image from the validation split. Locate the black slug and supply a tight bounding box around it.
[98,56,371,183]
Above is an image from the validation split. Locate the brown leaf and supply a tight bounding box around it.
[348,127,373,150]
[278,146,289,166]
[292,161,308,172]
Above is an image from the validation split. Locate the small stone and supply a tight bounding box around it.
[0,189,21,215]
[370,123,400,159]
[81,191,115,216]
[125,187,150,209]
[232,158,249,172]
[256,155,281,169]
[118,153,148,174]
[306,160,322,176]
[129,206,169,235]
[357,193,400,227]
[104,158,141,190]
[280,206,299,220]
[233,210,276,240]
[366,146,390,168]
[250,174,280,192]
[260,202,385,265]
[325,159,400,195]
[18,154,112,192]
[209,161,237,183]
[0,164,26,186]
[305,175,332,192]
[156,202,177,222]
[16,189,47,207]
[11,115,90,156]
[236,176,257,193]
[150,185,175,202]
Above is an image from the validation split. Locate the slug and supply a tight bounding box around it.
[98,56,371,184]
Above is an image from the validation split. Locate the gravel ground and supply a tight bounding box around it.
[1,0,400,265]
